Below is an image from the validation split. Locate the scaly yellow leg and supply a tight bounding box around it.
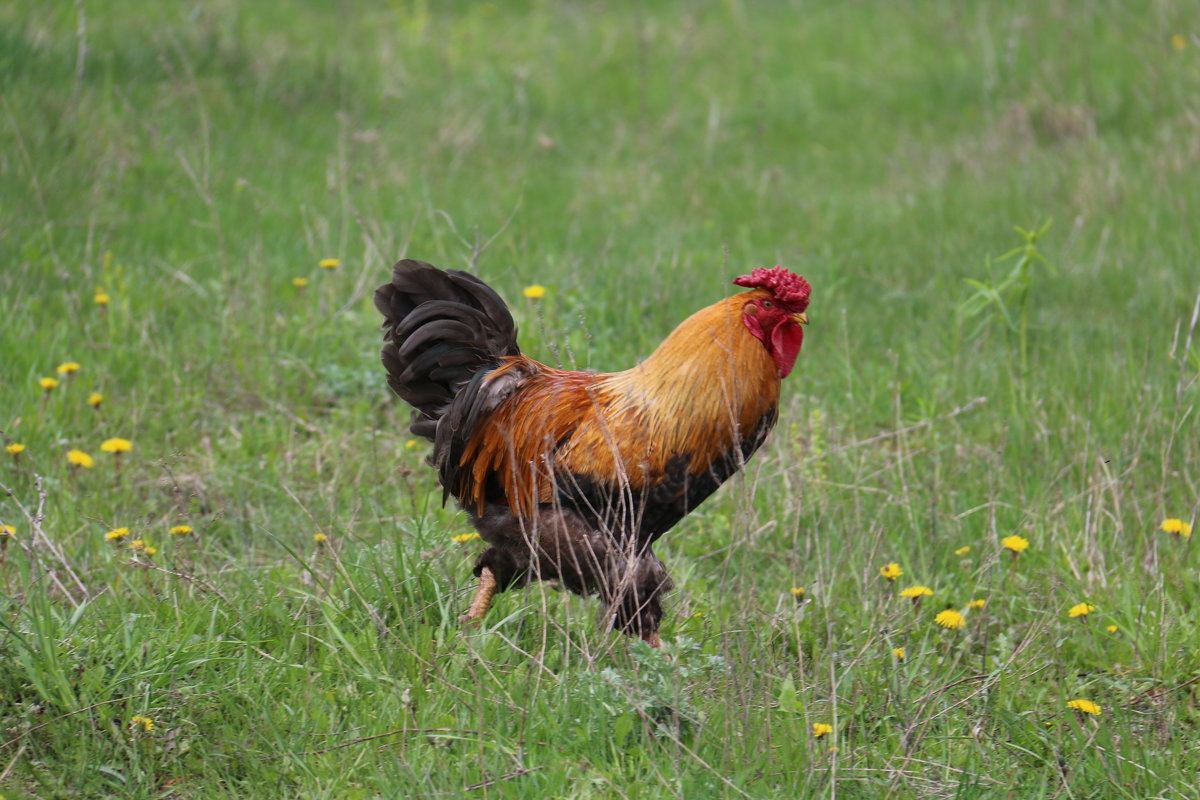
[460,566,497,623]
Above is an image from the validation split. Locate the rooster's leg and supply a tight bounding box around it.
[460,566,498,623]
[642,631,662,648]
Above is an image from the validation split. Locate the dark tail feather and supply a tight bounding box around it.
[375,260,519,438]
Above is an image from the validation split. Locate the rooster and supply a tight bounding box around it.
[375,260,810,645]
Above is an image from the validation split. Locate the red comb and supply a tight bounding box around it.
[733,266,811,311]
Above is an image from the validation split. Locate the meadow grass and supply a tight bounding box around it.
[2,1,1199,797]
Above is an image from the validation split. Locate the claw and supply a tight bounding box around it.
[460,566,497,624]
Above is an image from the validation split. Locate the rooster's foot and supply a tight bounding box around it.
[460,566,497,624]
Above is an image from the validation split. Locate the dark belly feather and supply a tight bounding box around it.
[553,406,778,545]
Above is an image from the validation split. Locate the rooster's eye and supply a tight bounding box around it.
[762,300,774,309]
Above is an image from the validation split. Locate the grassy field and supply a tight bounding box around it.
[2,1,1199,797]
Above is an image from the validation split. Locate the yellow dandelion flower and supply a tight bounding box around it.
[56,362,80,375]
[452,532,482,543]
[39,377,60,391]
[144,546,157,555]
[169,525,193,535]
[313,532,328,544]
[523,284,547,299]
[1068,602,1096,619]
[790,586,806,598]
[87,392,103,408]
[879,562,902,581]
[900,585,933,599]
[1066,699,1101,716]
[892,647,905,660]
[934,609,966,630]
[94,291,110,306]
[1001,535,1029,554]
[812,722,833,738]
[967,598,987,610]
[292,277,309,288]
[954,545,970,556]
[129,539,145,551]
[130,714,155,731]
[1106,625,1118,634]
[105,527,130,541]
[691,611,704,618]
[6,443,26,456]
[404,439,420,450]
[1172,34,1187,50]
[67,449,95,468]
[100,438,133,453]
[0,524,15,536]
[1161,518,1192,538]
[319,258,341,270]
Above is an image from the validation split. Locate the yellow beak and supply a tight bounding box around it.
[793,312,809,325]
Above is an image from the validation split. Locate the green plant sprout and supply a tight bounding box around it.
[959,220,1058,389]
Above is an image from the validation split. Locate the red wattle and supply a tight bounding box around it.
[771,321,803,378]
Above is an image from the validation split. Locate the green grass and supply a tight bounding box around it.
[2,1,1199,797]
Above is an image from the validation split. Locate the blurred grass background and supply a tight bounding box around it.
[1,1,1198,798]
